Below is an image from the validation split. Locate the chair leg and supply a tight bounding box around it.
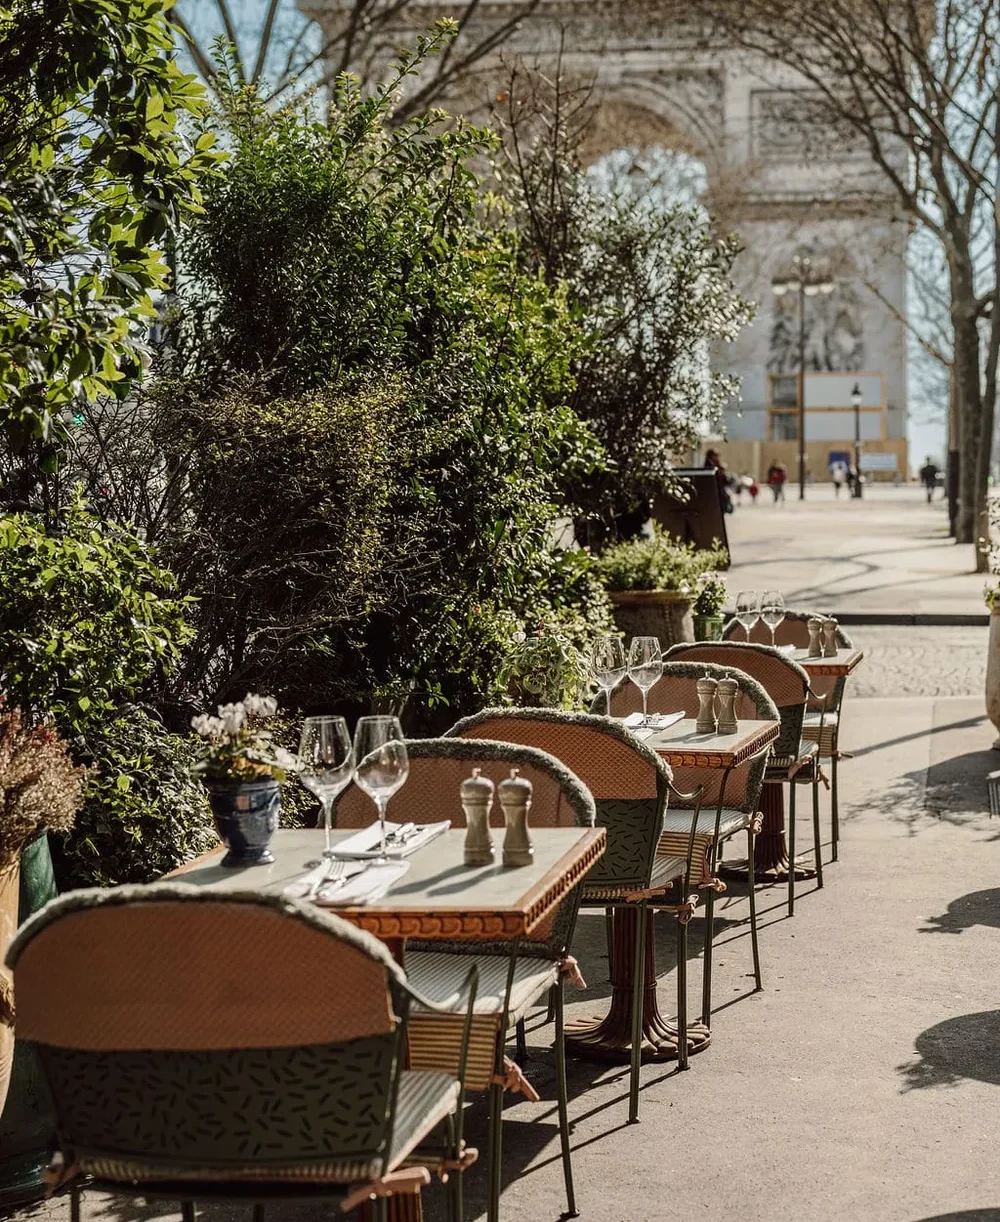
[553,983,578,1216]
[701,884,716,1027]
[628,904,647,1123]
[487,1080,504,1222]
[812,774,824,888]
[676,911,689,1070]
[446,1112,463,1222]
[831,750,840,862]
[787,782,796,917]
[252,1207,265,1222]
[747,827,762,991]
[181,1206,196,1222]
[515,1017,527,1063]
[376,1196,389,1222]
[70,1188,81,1222]
[605,906,614,969]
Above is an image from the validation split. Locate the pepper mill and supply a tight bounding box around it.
[696,674,718,734]
[716,673,739,735]
[822,617,839,658]
[807,617,824,658]
[461,767,495,867]
[499,767,533,867]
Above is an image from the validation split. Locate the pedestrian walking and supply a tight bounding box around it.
[830,460,848,498]
[919,456,939,503]
[748,477,759,505]
[766,461,787,504]
[705,448,734,515]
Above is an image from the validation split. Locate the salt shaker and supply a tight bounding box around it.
[461,768,496,867]
[807,617,824,658]
[696,674,718,734]
[499,768,533,867]
[822,617,839,658]
[716,674,739,735]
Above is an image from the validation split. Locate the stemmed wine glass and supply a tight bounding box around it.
[590,635,627,715]
[353,716,410,862]
[735,591,761,641]
[760,591,786,646]
[627,636,662,717]
[298,716,354,859]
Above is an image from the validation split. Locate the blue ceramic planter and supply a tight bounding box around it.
[205,780,281,867]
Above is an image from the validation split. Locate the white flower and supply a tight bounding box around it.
[273,746,301,772]
[216,702,247,735]
[191,714,225,738]
[244,693,278,718]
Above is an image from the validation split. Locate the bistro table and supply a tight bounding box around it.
[790,646,865,679]
[566,718,778,1064]
[169,827,606,1222]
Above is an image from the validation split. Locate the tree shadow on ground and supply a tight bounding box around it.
[921,888,1000,934]
[910,1212,1000,1220]
[898,1010,1000,1090]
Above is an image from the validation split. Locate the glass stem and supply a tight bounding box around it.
[770,626,776,646]
[321,797,333,857]
[642,688,648,716]
[606,686,613,716]
[376,796,388,856]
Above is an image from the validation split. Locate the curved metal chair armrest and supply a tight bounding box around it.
[668,781,705,807]
[807,686,829,737]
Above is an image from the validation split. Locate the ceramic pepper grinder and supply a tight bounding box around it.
[461,767,496,867]
[822,616,839,658]
[499,767,534,867]
[807,616,824,658]
[716,673,739,735]
[696,674,718,734]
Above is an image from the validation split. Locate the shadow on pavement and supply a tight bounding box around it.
[910,1214,1000,1221]
[899,1010,1000,1090]
[921,888,1000,934]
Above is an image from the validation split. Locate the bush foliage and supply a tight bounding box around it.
[592,529,729,594]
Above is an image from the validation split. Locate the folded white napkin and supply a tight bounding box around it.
[314,860,410,907]
[778,643,797,655]
[623,711,684,731]
[331,820,450,860]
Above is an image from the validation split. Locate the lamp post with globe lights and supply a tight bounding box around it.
[772,254,836,499]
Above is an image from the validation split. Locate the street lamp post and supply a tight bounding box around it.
[851,382,864,498]
[772,255,836,500]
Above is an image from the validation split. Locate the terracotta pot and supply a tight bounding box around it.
[986,608,1000,748]
[609,590,694,649]
[0,862,18,1118]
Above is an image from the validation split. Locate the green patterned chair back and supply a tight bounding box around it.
[445,710,672,893]
[597,662,777,814]
[666,642,809,757]
[723,608,853,712]
[7,886,410,1183]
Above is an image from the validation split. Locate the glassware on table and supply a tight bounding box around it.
[760,590,786,646]
[298,716,354,859]
[734,590,761,641]
[353,715,410,862]
[590,635,627,715]
[627,635,662,717]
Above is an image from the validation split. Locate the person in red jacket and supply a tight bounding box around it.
[766,461,787,504]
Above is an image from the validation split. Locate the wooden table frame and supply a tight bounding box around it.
[791,647,865,677]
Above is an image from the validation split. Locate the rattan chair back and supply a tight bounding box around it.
[723,608,853,710]
[445,708,671,893]
[7,887,412,1181]
[666,641,809,756]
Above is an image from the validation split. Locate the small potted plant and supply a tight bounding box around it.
[191,694,299,867]
[500,624,591,710]
[692,571,728,641]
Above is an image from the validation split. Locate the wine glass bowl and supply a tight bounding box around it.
[353,716,409,861]
[760,591,786,646]
[734,591,761,642]
[627,635,663,717]
[590,635,627,714]
[298,716,354,858]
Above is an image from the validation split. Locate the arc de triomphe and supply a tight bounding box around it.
[304,0,909,479]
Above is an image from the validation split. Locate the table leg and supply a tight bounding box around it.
[720,784,817,882]
[565,907,710,1063]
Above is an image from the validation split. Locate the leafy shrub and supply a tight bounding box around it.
[692,572,728,617]
[0,498,193,730]
[51,706,216,890]
[592,529,729,594]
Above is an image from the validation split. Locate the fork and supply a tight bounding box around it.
[304,859,347,901]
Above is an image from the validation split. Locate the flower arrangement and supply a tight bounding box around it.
[499,624,592,710]
[0,703,86,877]
[985,583,1000,611]
[693,571,727,618]
[191,694,300,783]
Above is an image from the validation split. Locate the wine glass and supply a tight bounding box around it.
[298,716,354,859]
[760,591,786,646]
[353,716,409,861]
[627,636,662,717]
[735,590,761,641]
[590,635,627,715]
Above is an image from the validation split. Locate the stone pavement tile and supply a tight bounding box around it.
[5,699,1000,1222]
[846,626,987,698]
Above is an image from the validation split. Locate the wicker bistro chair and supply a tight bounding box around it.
[5,886,480,1222]
[334,737,597,1222]
[725,610,854,861]
[665,641,825,917]
[598,662,777,1023]
[444,709,706,1124]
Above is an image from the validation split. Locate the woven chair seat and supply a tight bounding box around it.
[657,808,752,886]
[802,710,839,755]
[78,1070,460,1186]
[582,852,686,901]
[765,739,820,780]
[405,953,559,1092]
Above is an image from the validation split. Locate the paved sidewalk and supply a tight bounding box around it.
[724,485,989,618]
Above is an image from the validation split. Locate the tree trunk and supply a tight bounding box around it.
[951,299,983,547]
[947,375,960,538]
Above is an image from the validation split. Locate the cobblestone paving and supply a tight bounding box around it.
[846,625,987,698]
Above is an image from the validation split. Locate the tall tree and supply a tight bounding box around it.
[700,0,999,560]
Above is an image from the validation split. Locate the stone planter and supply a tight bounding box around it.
[609,590,694,649]
[986,608,1000,748]
[205,779,281,866]
[693,614,725,642]
[0,862,17,1118]
[0,833,58,1206]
